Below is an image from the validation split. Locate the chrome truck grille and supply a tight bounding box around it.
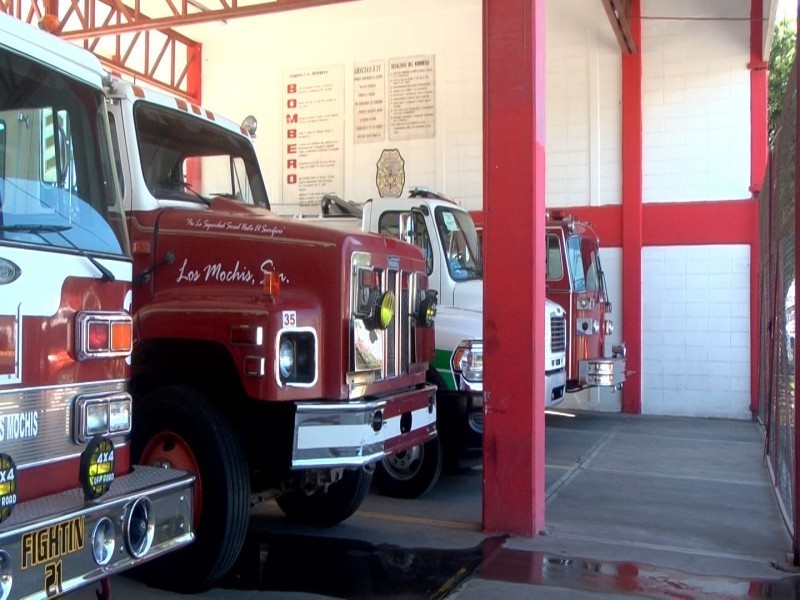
[349,252,421,395]
[385,267,416,379]
[386,269,417,378]
[550,314,567,353]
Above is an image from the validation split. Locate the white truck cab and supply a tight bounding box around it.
[311,187,567,498]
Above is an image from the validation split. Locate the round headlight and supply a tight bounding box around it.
[417,290,438,328]
[279,338,295,379]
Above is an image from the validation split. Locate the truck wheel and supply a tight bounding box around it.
[130,385,250,592]
[375,436,442,498]
[276,468,372,526]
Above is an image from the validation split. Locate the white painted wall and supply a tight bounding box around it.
[192,0,482,210]
[190,0,754,418]
[642,0,751,203]
[641,245,751,419]
[547,0,622,207]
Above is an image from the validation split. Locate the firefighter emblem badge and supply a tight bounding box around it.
[376,149,405,198]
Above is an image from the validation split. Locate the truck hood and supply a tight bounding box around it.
[141,199,429,315]
[450,279,483,312]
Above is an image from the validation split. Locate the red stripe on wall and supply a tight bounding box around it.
[496,200,756,249]
[643,200,758,246]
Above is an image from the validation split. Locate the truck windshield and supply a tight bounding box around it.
[0,48,128,256]
[434,207,482,281]
[134,102,269,208]
[566,235,601,293]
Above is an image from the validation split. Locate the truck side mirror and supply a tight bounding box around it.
[399,212,414,245]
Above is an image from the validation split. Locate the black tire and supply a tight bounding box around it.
[276,467,372,526]
[130,385,250,593]
[374,436,443,498]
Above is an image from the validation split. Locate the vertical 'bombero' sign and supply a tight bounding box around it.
[388,55,435,141]
[282,66,345,206]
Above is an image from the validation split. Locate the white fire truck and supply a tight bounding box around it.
[0,13,194,599]
[287,188,568,498]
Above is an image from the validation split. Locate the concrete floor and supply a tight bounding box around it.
[73,411,796,599]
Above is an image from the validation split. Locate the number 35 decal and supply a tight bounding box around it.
[282,311,297,328]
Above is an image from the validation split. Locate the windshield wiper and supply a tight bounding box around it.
[0,224,115,282]
[0,224,71,233]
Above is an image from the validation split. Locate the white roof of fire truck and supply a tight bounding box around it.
[0,12,106,90]
[105,76,252,141]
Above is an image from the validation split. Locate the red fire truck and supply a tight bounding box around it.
[0,13,195,599]
[545,212,626,391]
[472,210,626,393]
[104,78,438,591]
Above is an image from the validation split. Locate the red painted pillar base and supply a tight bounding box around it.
[482,0,546,536]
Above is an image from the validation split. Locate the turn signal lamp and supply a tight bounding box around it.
[111,321,132,352]
[76,313,133,360]
[451,340,484,383]
[88,322,109,353]
[263,271,281,298]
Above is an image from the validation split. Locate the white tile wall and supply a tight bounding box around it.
[546,0,622,207]
[641,244,751,419]
[642,0,751,203]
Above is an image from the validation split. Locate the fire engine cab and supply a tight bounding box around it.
[545,211,626,391]
[103,77,438,591]
[0,12,194,599]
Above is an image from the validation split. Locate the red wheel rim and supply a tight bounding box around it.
[140,431,203,528]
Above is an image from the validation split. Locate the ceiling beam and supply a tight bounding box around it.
[0,0,356,102]
[54,0,358,40]
[601,0,637,54]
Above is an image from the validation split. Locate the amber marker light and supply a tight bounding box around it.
[263,272,281,298]
[39,13,60,33]
[131,240,151,255]
[111,320,133,353]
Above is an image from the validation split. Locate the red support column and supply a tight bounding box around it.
[482,0,546,535]
[621,0,642,414]
[187,42,203,105]
[185,42,203,186]
[750,0,767,415]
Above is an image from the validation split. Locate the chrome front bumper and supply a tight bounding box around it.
[546,368,567,407]
[292,383,438,468]
[578,356,627,388]
[0,466,194,599]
